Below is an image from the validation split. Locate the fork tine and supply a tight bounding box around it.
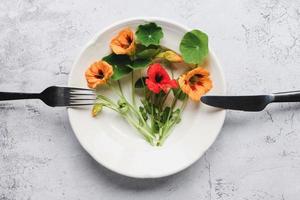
[69,87,95,96]
[66,87,96,107]
[69,87,95,92]
[70,93,95,97]
[68,103,94,107]
[70,98,96,101]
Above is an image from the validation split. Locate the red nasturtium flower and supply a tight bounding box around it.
[146,63,178,94]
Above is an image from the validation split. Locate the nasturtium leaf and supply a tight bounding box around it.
[135,44,158,52]
[136,22,164,46]
[136,48,160,59]
[135,77,147,88]
[135,43,147,53]
[128,58,151,70]
[179,29,208,64]
[102,54,132,80]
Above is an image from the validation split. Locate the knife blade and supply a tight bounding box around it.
[200,95,274,111]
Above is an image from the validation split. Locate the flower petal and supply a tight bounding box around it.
[146,63,178,94]
[146,79,161,93]
[110,28,135,55]
[178,67,212,101]
[85,61,113,89]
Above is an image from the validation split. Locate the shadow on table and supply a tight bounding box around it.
[222,102,300,126]
[84,151,196,191]
[267,102,300,112]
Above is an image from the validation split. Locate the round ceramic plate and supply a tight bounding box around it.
[68,18,226,178]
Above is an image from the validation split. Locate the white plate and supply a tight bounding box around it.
[68,17,226,178]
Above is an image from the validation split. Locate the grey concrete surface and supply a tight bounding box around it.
[0,0,300,199]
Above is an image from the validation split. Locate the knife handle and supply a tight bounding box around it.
[273,91,300,102]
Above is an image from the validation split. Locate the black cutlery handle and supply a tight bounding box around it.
[0,92,40,101]
[273,91,300,102]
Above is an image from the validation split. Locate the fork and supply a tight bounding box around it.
[0,86,96,107]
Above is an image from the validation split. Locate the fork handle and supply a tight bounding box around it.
[0,92,40,101]
[273,91,300,102]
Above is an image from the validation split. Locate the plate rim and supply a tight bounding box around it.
[67,17,226,178]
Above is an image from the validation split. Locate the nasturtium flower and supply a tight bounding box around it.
[156,50,183,62]
[178,67,212,101]
[85,61,113,89]
[146,63,178,94]
[110,28,135,55]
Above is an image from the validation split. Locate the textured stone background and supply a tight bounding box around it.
[0,0,300,199]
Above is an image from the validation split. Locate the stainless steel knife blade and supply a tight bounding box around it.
[200,95,274,111]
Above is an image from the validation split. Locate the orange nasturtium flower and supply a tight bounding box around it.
[110,28,135,55]
[178,67,212,101]
[85,61,113,89]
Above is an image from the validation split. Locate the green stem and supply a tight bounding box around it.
[158,97,188,146]
[156,92,164,111]
[131,71,136,107]
[159,90,171,111]
[112,81,151,132]
[171,97,178,110]
[150,93,156,135]
[109,83,123,98]
[163,96,178,128]
[97,94,118,106]
[95,84,155,145]
[110,83,136,113]
[98,95,154,144]
[122,113,154,141]
[117,80,124,96]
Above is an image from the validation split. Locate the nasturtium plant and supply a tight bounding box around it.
[136,23,164,46]
[179,30,208,65]
[128,58,151,70]
[84,23,213,146]
[136,48,160,59]
[103,54,132,80]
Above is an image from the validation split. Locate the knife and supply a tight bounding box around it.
[200,90,300,111]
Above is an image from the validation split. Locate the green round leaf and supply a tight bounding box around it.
[179,29,208,64]
[102,54,132,80]
[128,58,151,70]
[136,22,164,46]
